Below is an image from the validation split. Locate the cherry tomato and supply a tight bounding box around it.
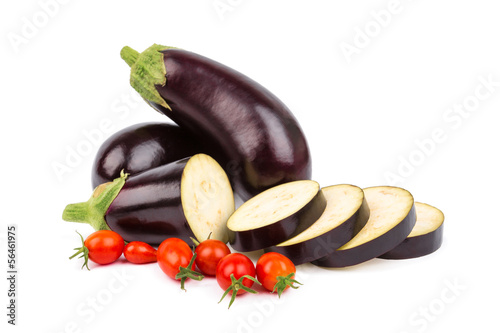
[123,241,157,264]
[157,238,203,290]
[256,252,301,297]
[70,230,124,270]
[194,239,231,276]
[216,253,260,308]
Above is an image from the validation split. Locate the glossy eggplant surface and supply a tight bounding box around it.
[63,154,234,246]
[121,45,311,200]
[91,122,204,188]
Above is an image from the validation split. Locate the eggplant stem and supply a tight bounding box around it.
[62,171,129,232]
[120,46,140,67]
[120,44,176,111]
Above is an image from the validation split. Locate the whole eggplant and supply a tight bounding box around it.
[91,122,205,188]
[120,44,312,200]
[63,154,234,245]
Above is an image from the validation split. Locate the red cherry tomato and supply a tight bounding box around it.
[70,230,124,270]
[256,252,301,297]
[123,241,157,264]
[157,238,203,290]
[216,253,260,308]
[194,239,231,276]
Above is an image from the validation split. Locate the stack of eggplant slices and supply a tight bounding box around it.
[64,44,444,267]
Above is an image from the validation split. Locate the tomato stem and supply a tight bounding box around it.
[218,274,261,309]
[189,237,200,247]
[69,231,90,270]
[175,253,204,291]
[272,273,302,298]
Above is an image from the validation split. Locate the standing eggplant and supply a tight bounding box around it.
[63,154,234,245]
[91,122,205,188]
[120,44,312,200]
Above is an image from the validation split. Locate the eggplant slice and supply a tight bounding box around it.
[227,180,326,252]
[312,186,416,268]
[379,202,444,259]
[105,154,234,244]
[266,185,370,265]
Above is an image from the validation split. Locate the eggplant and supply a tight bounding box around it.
[63,154,234,245]
[227,180,326,252]
[120,44,312,200]
[266,184,370,265]
[379,202,444,259]
[91,122,205,188]
[312,186,416,268]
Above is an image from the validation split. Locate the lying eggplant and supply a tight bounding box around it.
[266,184,370,265]
[120,44,312,200]
[312,186,416,268]
[63,154,234,245]
[91,122,205,188]
[379,202,444,259]
[227,180,326,252]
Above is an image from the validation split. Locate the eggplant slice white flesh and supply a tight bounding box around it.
[227,180,326,252]
[266,184,370,265]
[312,186,416,268]
[379,202,444,259]
[181,154,235,243]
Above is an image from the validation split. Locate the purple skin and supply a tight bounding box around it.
[229,190,327,252]
[378,224,443,259]
[104,158,197,246]
[265,199,370,266]
[91,122,205,188]
[312,205,417,268]
[148,49,312,200]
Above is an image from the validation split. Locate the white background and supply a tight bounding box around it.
[1,0,499,332]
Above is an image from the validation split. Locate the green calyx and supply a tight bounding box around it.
[62,170,129,231]
[120,44,176,111]
[69,231,90,270]
[272,273,302,298]
[218,274,261,309]
[175,253,204,291]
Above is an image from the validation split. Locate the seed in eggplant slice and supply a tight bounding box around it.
[227,180,326,252]
[379,202,444,259]
[266,184,370,265]
[312,186,416,268]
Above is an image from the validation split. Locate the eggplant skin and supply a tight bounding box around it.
[228,189,326,252]
[104,158,196,245]
[150,49,312,200]
[91,122,205,188]
[378,224,443,259]
[266,196,370,266]
[312,204,416,268]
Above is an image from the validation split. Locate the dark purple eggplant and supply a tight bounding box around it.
[91,122,205,188]
[312,186,416,268]
[226,180,326,252]
[379,202,444,259]
[266,184,370,265]
[120,44,311,200]
[63,154,234,245]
